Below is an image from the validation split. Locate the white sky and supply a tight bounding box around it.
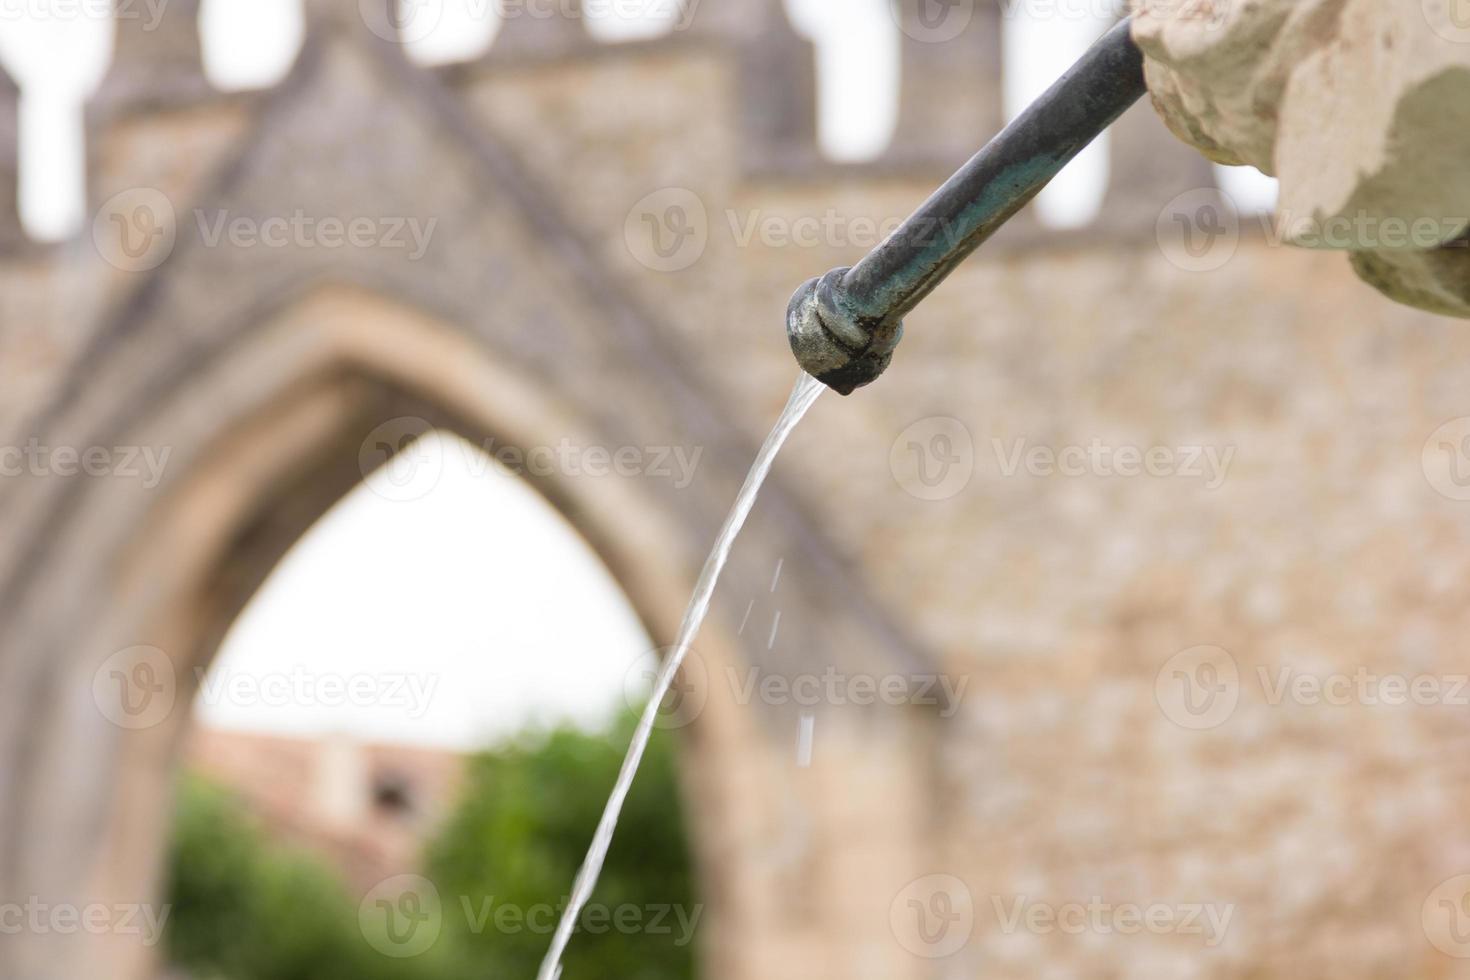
[0,0,1279,238]
[0,1,1277,749]
[204,432,653,750]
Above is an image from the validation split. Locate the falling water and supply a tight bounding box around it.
[536,371,826,980]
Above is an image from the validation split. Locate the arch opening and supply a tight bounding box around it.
[165,418,702,978]
[11,284,756,980]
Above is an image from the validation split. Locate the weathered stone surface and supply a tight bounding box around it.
[9,2,1470,978]
[0,66,19,251]
[1133,0,1470,315]
[1351,235,1470,318]
[1098,98,1219,229]
[92,0,211,116]
[886,0,1004,171]
[675,0,820,173]
[486,0,592,59]
[1131,0,1323,170]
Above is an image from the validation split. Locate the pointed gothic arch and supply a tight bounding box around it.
[0,15,940,979]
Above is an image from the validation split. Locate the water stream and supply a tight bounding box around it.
[535,371,826,980]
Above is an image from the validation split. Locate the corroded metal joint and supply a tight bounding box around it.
[782,19,1146,396]
[786,267,903,396]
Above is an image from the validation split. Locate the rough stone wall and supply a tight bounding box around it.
[4,2,1470,979]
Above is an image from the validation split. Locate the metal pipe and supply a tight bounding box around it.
[787,17,1148,394]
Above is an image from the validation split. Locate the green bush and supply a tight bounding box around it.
[163,714,698,979]
[164,776,452,980]
[426,713,699,979]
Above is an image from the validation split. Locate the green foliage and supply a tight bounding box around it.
[164,776,452,980]
[426,713,699,980]
[163,713,698,980]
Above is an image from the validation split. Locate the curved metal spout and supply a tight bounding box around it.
[788,17,1147,394]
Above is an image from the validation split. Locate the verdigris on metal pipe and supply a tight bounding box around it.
[787,17,1148,394]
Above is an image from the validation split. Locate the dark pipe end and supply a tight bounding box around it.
[786,268,902,395]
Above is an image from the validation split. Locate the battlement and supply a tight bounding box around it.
[490,0,596,58]
[684,0,819,174]
[90,0,212,120]
[0,65,19,252]
[890,0,1004,170]
[72,0,1215,246]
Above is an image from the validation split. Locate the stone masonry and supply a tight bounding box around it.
[4,1,1470,978]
